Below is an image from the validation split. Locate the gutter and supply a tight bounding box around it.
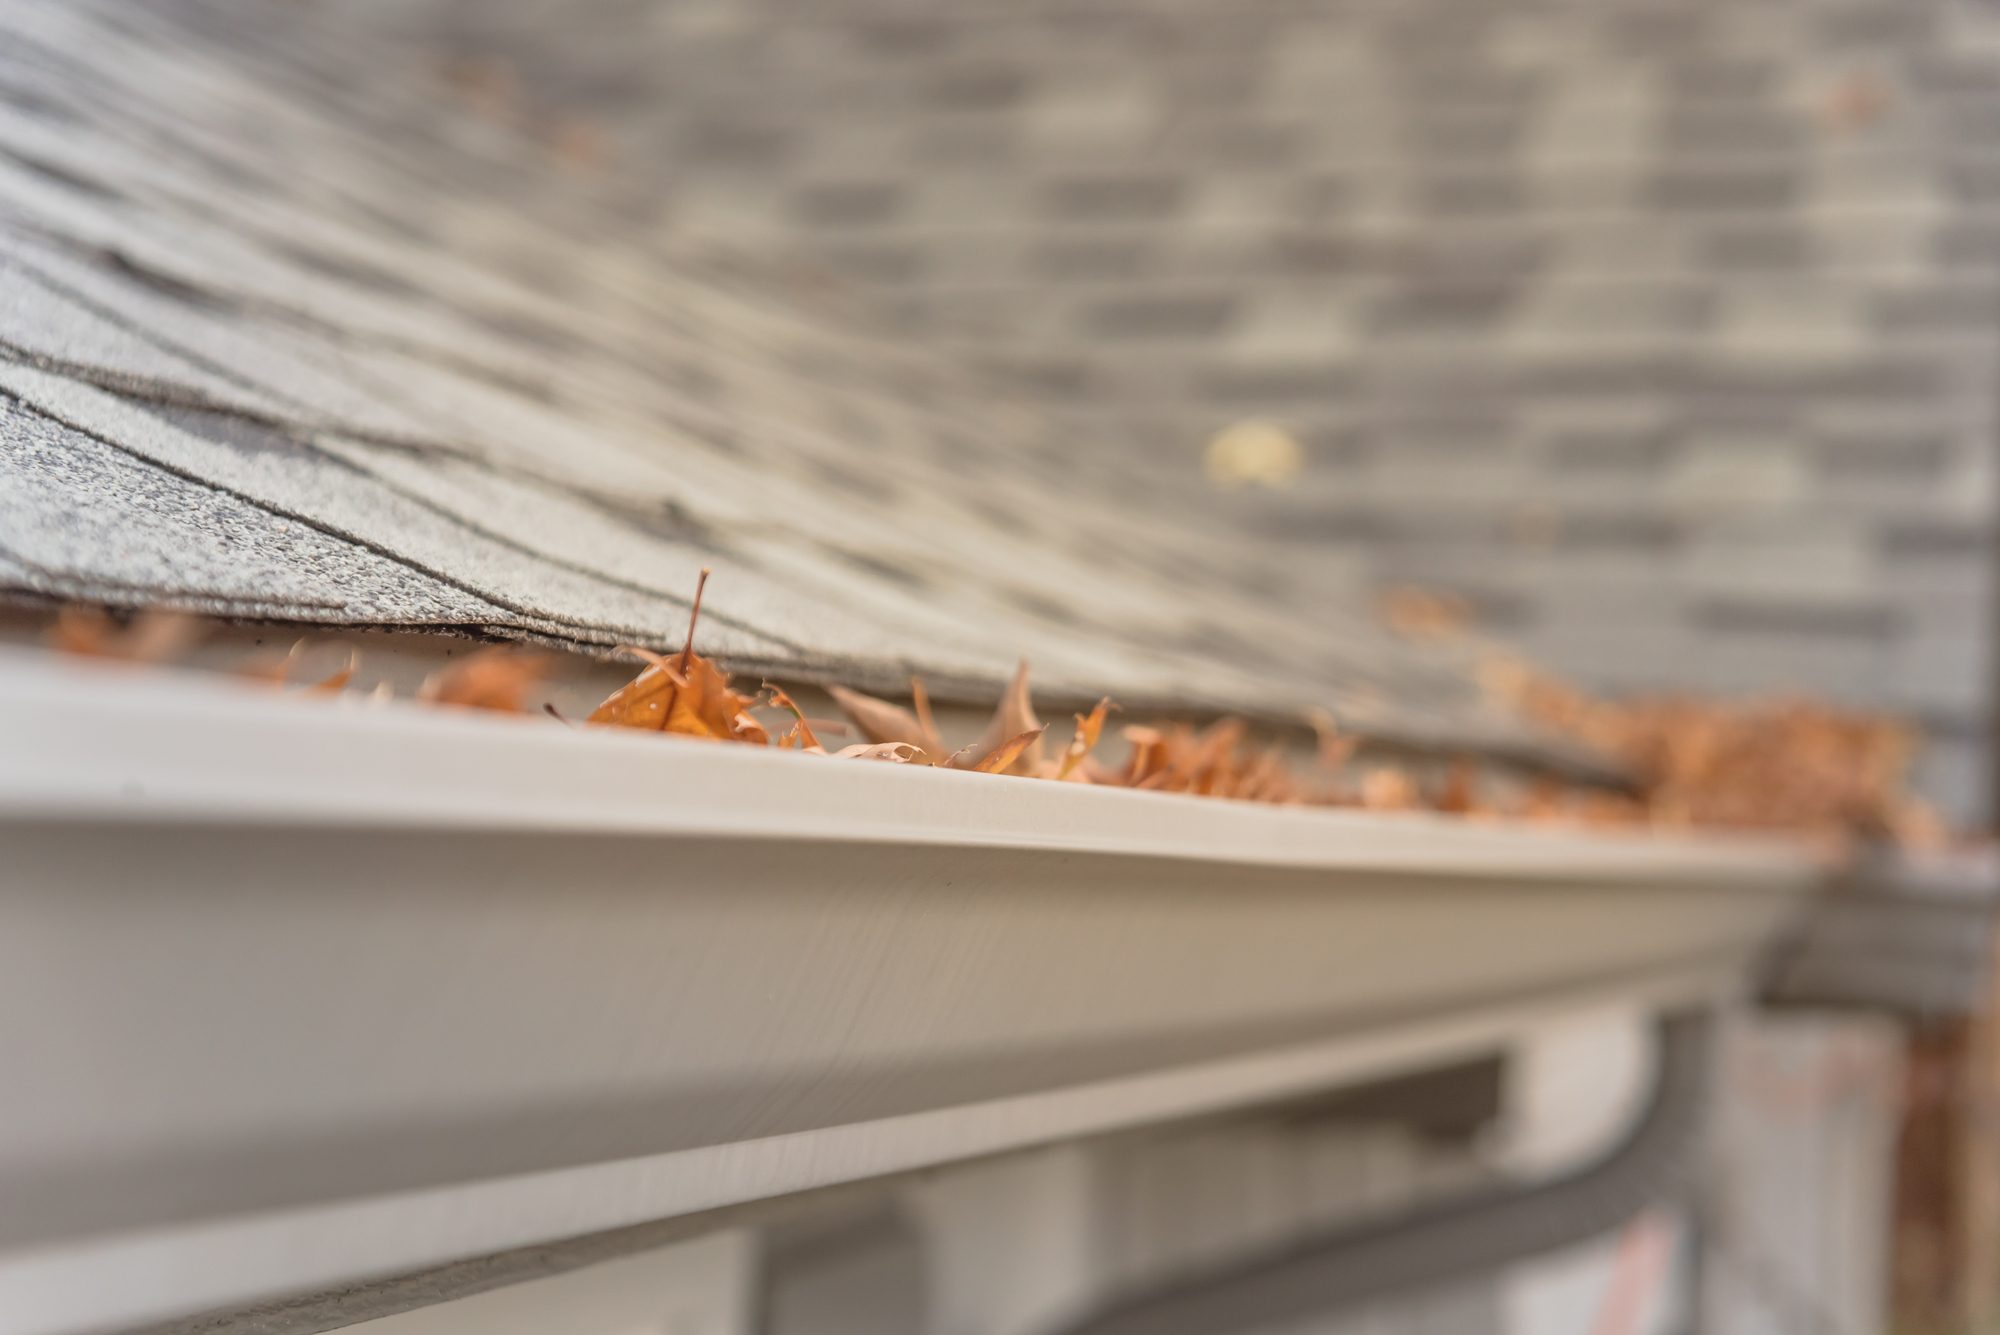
[0,651,1820,1334]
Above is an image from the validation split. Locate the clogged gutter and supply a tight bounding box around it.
[43,570,1953,856]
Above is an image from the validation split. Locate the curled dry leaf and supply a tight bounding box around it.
[837,741,923,763]
[306,650,359,696]
[50,606,203,662]
[587,569,768,745]
[236,639,306,686]
[1361,768,1419,811]
[766,685,824,752]
[1234,746,1300,804]
[673,653,770,744]
[1057,698,1116,781]
[1120,725,1169,789]
[829,664,1047,774]
[238,639,359,694]
[1308,708,1357,774]
[1491,658,1934,843]
[957,660,1043,773]
[826,683,940,759]
[589,645,685,729]
[419,648,550,713]
[1431,761,1479,815]
[972,727,1047,775]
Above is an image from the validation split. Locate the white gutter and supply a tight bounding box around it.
[0,651,1821,1334]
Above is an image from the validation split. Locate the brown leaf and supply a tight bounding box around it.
[1308,708,1357,770]
[1185,718,1247,795]
[586,569,767,745]
[1361,768,1418,811]
[1118,725,1170,789]
[837,741,923,763]
[666,653,768,744]
[766,685,823,752]
[957,660,1043,772]
[828,683,941,758]
[231,638,361,695]
[418,648,550,713]
[1430,761,1478,815]
[305,650,359,695]
[588,645,686,729]
[1057,697,1116,780]
[50,606,202,662]
[972,727,1047,775]
[237,639,306,686]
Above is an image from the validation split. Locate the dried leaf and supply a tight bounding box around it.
[237,639,307,686]
[972,727,1047,775]
[828,683,941,757]
[1361,768,1418,811]
[957,660,1043,773]
[233,638,360,695]
[1057,697,1116,780]
[1488,654,1937,847]
[305,650,359,695]
[766,685,823,752]
[50,606,202,662]
[1308,708,1357,770]
[1185,719,1247,795]
[586,569,767,745]
[418,648,550,713]
[837,741,923,763]
[665,654,768,744]
[588,645,686,729]
[1431,761,1478,815]
[1119,725,1169,789]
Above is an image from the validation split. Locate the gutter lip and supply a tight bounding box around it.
[0,647,1820,890]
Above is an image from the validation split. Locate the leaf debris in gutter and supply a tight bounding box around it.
[38,572,1961,857]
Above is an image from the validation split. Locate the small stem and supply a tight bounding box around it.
[679,566,710,676]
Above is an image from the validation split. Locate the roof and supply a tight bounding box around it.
[0,0,1586,766]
